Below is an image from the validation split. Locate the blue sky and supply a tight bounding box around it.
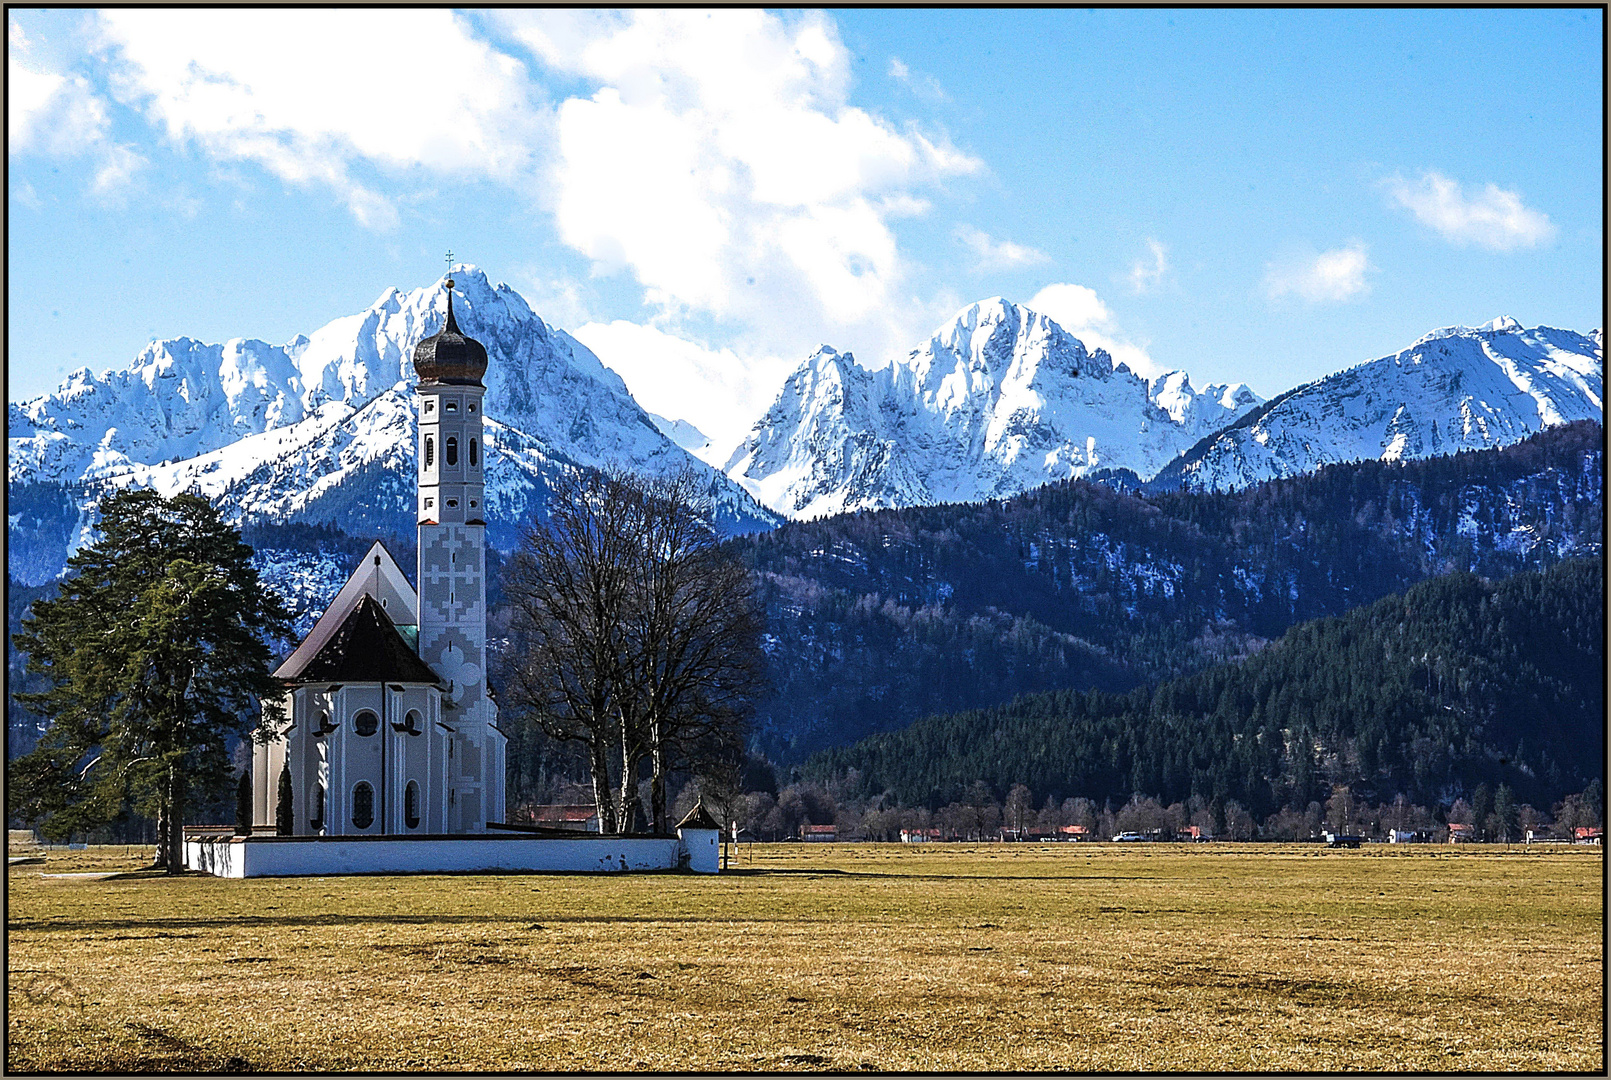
[8,8,1603,451]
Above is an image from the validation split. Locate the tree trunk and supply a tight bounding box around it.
[618,724,642,834]
[151,802,169,870]
[590,741,618,835]
[650,720,667,836]
[164,766,184,874]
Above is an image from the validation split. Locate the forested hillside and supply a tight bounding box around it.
[732,421,1602,762]
[805,557,1604,815]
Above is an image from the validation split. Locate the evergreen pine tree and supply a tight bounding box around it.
[276,760,294,836]
[235,771,254,836]
[1493,784,1519,843]
[10,490,291,872]
[1471,784,1495,842]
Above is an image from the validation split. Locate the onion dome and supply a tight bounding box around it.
[412,283,488,387]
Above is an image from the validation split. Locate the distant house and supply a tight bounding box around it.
[900,828,942,843]
[1447,822,1476,844]
[1388,829,1428,844]
[1059,825,1090,841]
[1180,825,1211,842]
[1573,827,1603,845]
[801,824,838,842]
[1525,828,1569,844]
[524,805,600,833]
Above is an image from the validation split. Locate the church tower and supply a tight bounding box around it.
[411,268,502,831]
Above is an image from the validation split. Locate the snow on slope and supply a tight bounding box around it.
[724,298,1262,517]
[1151,319,1603,492]
[9,267,779,564]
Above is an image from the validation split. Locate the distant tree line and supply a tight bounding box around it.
[725,774,1604,845]
[799,557,1603,818]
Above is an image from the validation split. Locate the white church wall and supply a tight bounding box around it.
[183,833,721,878]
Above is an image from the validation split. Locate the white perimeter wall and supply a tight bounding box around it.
[186,830,720,878]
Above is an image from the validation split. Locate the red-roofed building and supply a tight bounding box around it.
[801,824,838,842]
[524,805,600,833]
[1447,822,1476,843]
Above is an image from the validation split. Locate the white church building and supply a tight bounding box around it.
[186,275,720,876]
[250,282,506,839]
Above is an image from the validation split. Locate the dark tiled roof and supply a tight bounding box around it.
[278,594,441,685]
[676,798,722,831]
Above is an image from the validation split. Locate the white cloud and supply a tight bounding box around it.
[89,142,147,198]
[888,54,947,101]
[8,21,145,197]
[1027,282,1162,380]
[569,320,793,456]
[1384,170,1556,251]
[1262,242,1372,303]
[91,9,546,230]
[1128,238,1168,293]
[956,225,1048,271]
[9,21,106,153]
[494,9,980,367]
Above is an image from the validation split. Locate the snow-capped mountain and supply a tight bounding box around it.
[8,266,780,574]
[648,412,718,462]
[723,298,1262,518]
[1150,318,1604,492]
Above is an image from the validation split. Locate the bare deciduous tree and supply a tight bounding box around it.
[503,466,765,835]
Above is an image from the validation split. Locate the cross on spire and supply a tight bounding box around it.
[444,249,455,289]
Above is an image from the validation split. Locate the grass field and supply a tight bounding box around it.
[5,841,1603,1071]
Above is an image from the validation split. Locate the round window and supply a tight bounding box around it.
[353,782,375,830]
[353,710,379,737]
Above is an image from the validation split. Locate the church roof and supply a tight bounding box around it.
[272,542,416,680]
[412,287,488,387]
[676,798,722,831]
[276,594,441,685]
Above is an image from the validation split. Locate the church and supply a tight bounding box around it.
[183,272,720,876]
[251,275,506,836]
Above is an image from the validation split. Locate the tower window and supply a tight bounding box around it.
[447,499,459,509]
[469,500,477,509]
[446,437,458,466]
[405,781,421,829]
[353,709,379,737]
[468,403,476,414]
[425,400,435,414]
[469,439,478,467]
[352,782,374,830]
[425,498,434,509]
[424,436,434,468]
[446,401,459,413]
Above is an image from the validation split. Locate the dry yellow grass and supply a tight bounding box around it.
[6,841,1603,1071]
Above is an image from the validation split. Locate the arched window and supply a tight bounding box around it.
[445,436,459,466]
[424,435,434,468]
[312,785,326,833]
[469,439,478,467]
[353,709,378,737]
[405,781,421,829]
[404,709,422,736]
[352,782,374,830]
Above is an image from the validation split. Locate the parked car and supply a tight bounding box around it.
[1112,831,1146,842]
